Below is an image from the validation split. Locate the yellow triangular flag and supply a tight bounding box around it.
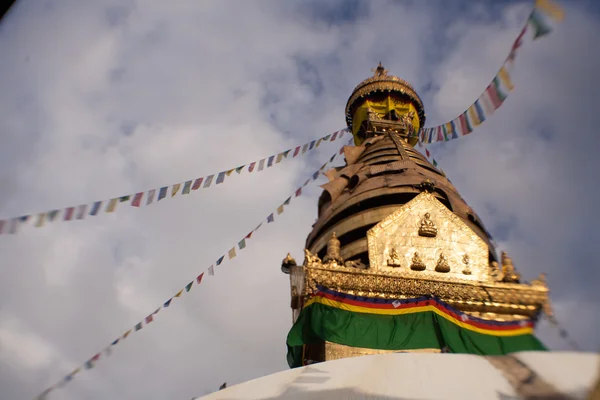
[535,0,565,22]
[174,289,184,298]
[225,169,235,176]
[35,213,46,227]
[123,329,132,339]
[498,66,514,91]
[276,153,284,164]
[106,198,118,213]
[228,247,236,260]
[277,205,284,215]
[171,184,181,197]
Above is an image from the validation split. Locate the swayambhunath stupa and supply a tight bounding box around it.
[0,0,598,399]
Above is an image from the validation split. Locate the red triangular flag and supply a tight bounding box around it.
[197,272,204,284]
[131,192,143,207]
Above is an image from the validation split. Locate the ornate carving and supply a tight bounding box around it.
[435,253,451,273]
[489,261,503,282]
[501,252,521,283]
[304,249,321,266]
[462,254,472,275]
[410,252,426,271]
[387,248,402,267]
[301,262,550,319]
[418,178,436,193]
[323,232,344,265]
[418,212,438,237]
[371,62,388,77]
[281,253,297,274]
[401,111,415,136]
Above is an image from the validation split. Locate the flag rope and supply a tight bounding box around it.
[34,141,350,399]
[417,0,564,145]
[1,129,348,236]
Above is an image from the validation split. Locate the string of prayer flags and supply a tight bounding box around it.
[35,144,345,399]
[1,129,349,237]
[418,0,564,145]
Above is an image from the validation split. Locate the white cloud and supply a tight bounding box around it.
[0,1,598,399]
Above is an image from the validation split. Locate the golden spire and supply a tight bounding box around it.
[371,62,388,77]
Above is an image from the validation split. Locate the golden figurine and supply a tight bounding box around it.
[435,253,450,273]
[387,248,402,267]
[501,251,521,283]
[462,254,472,275]
[410,252,426,271]
[304,249,321,266]
[401,111,415,135]
[323,232,344,265]
[281,253,297,274]
[418,212,438,237]
[531,273,547,287]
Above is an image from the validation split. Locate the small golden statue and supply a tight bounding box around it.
[323,232,344,265]
[531,273,547,287]
[387,248,402,267]
[418,212,438,237]
[462,254,472,275]
[488,261,503,281]
[304,249,321,266]
[410,252,426,271]
[281,253,297,274]
[501,251,521,283]
[435,253,450,273]
[401,111,415,135]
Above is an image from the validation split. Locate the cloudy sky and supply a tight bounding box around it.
[0,0,599,399]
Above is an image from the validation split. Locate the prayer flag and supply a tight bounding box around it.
[293,146,301,157]
[197,272,204,284]
[254,222,263,231]
[171,183,181,197]
[134,322,142,331]
[203,175,214,188]
[245,231,253,239]
[164,298,172,308]
[8,218,17,234]
[339,146,344,155]
[248,162,257,172]
[192,178,203,190]
[258,159,265,171]
[331,131,339,141]
[185,281,193,292]
[119,195,130,202]
[425,149,431,158]
[283,197,291,205]
[276,153,284,163]
[174,289,183,298]
[158,187,168,201]
[145,314,153,324]
[208,265,215,275]
[238,238,246,250]
[535,0,564,21]
[228,247,236,259]
[106,199,118,212]
[267,155,275,167]
[529,9,553,39]
[450,120,459,139]
[277,205,284,215]
[226,169,235,176]
[35,214,46,228]
[76,204,87,219]
[216,255,224,265]
[302,144,309,154]
[147,189,156,205]
[498,66,514,91]
[235,166,244,174]
[339,129,346,138]
[330,154,335,162]
[295,187,302,197]
[216,172,226,184]
[132,192,143,207]
[64,207,74,221]
[315,138,323,148]
[123,330,132,339]
[312,171,319,180]
[48,210,60,221]
[267,213,274,223]
[323,134,331,141]
[309,140,316,150]
[111,338,119,346]
[89,201,101,216]
[182,180,192,194]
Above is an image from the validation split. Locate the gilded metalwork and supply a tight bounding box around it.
[462,254,472,275]
[418,212,438,237]
[281,253,297,274]
[325,341,439,361]
[323,232,344,265]
[344,259,367,270]
[367,192,490,283]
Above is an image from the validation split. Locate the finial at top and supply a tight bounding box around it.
[371,62,388,77]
